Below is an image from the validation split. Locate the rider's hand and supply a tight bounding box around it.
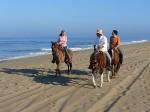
[98,45,102,48]
[98,45,102,50]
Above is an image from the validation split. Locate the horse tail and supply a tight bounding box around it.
[67,49,73,61]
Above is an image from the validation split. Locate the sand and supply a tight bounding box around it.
[0,42,150,112]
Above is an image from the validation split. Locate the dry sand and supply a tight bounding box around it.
[0,42,150,112]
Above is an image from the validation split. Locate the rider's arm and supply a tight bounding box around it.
[115,36,120,49]
[94,38,97,51]
[57,36,67,46]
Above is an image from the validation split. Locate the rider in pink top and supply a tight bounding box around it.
[57,34,67,47]
[51,30,69,63]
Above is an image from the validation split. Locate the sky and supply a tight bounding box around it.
[0,0,150,40]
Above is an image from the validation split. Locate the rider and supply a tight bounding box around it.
[109,30,123,64]
[88,29,112,70]
[51,30,69,63]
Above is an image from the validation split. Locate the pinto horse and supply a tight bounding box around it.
[51,42,73,76]
[90,51,111,88]
[110,48,120,78]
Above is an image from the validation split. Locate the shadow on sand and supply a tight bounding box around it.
[0,68,92,87]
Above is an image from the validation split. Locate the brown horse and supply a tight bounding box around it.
[111,48,120,78]
[51,42,73,76]
[90,51,111,88]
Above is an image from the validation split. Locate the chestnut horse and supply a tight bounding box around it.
[110,48,120,78]
[51,42,73,76]
[90,51,111,88]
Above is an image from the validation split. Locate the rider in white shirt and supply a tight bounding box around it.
[93,29,112,69]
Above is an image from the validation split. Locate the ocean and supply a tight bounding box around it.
[0,36,149,61]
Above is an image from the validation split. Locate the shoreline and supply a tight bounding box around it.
[0,41,149,63]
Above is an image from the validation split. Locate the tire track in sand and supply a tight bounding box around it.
[103,62,150,112]
[20,86,80,112]
[86,62,150,112]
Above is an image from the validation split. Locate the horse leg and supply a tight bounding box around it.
[67,63,70,75]
[55,69,58,77]
[100,73,104,87]
[69,62,72,74]
[55,64,58,77]
[114,64,118,77]
[107,71,111,82]
[65,62,70,75]
[116,63,120,73]
[56,63,61,76]
[58,69,61,76]
[67,62,72,75]
[92,73,97,88]
[112,65,115,78]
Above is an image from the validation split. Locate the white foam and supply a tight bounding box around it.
[41,48,51,51]
[70,47,92,51]
[121,40,148,45]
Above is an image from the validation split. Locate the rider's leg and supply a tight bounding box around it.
[104,51,112,70]
[108,49,112,58]
[64,46,69,62]
[117,47,123,64]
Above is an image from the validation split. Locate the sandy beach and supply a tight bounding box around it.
[0,42,150,112]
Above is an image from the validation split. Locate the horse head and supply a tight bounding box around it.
[51,41,60,52]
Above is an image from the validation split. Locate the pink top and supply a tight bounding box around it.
[57,35,67,47]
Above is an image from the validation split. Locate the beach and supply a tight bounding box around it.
[0,42,150,112]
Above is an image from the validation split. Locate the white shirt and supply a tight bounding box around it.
[94,35,108,52]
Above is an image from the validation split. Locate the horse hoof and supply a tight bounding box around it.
[94,85,96,88]
[112,76,116,79]
[68,72,71,75]
[53,76,56,78]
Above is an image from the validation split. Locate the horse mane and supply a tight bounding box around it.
[53,42,63,51]
[96,51,106,69]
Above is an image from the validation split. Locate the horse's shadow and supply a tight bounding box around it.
[0,68,91,87]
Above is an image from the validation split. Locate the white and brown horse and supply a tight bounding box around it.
[89,51,111,88]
